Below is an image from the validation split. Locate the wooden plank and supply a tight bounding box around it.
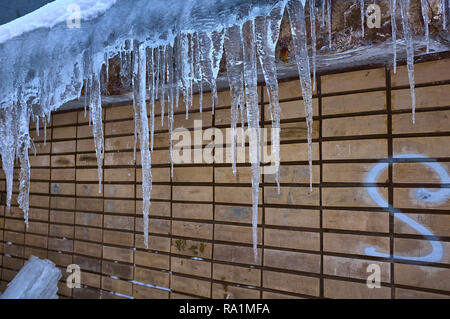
[392,84,450,110]
[322,68,385,94]
[394,263,450,292]
[391,58,450,86]
[322,91,386,115]
[263,270,319,296]
[324,279,390,299]
[323,115,387,137]
[323,209,389,233]
[323,233,389,256]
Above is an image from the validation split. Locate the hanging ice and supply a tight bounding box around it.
[149,48,156,151]
[255,0,287,194]
[399,0,416,123]
[198,30,225,115]
[390,0,398,73]
[242,19,261,262]
[309,0,317,92]
[224,25,246,177]
[133,42,152,248]
[166,44,176,178]
[0,110,16,211]
[287,0,314,191]
[420,0,429,53]
[88,74,104,193]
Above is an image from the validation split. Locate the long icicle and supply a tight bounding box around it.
[150,48,156,151]
[167,44,175,178]
[399,0,416,123]
[0,109,16,211]
[255,0,286,195]
[420,0,429,53]
[287,0,314,192]
[310,0,317,91]
[390,0,398,73]
[224,25,245,177]
[90,74,104,193]
[133,42,152,248]
[17,102,31,229]
[242,19,261,263]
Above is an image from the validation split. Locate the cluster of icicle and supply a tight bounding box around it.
[0,0,444,262]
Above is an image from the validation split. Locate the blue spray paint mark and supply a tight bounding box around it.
[365,154,449,262]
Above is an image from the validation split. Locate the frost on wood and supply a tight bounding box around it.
[0,256,61,299]
[0,0,444,251]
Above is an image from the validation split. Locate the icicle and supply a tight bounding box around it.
[84,78,89,118]
[242,19,261,262]
[360,0,365,38]
[193,33,203,114]
[168,46,175,179]
[89,74,104,193]
[180,33,193,119]
[150,48,156,151]
[35,116,39,137]
[390,0,397,73]
[133,43,152,249]
[133,98,138,163]
[0,110,16,211]
[44,117,47,146]
[160,46,166,127]
[287,0,314,191]
[255,0,286,195]
[188,33,195,118]
[17,102,31,229]
[155,46,160,104]
[198,30,224,115]
[420,0,429,53]
[327,0,332,48]
[105,52,110,84]
[211,30,225,115]
[224,25,245,177]
[399,0,416,123]
[309,0,317,91]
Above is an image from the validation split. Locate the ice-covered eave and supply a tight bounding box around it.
[0,0,282,112]
[61,38,450,111]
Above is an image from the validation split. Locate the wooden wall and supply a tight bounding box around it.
[0,57,449,299]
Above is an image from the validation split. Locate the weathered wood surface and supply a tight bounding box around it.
[0,58,449,299]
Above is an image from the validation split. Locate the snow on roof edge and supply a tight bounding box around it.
[0,0,117,44]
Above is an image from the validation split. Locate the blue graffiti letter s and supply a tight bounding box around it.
[365,154,450,262]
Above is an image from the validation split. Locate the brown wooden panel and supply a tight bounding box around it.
[2,58,450,300]
[324,279,390,299]
[322,91,386,115]
[322,68,385,93]
[391,59,450,86]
